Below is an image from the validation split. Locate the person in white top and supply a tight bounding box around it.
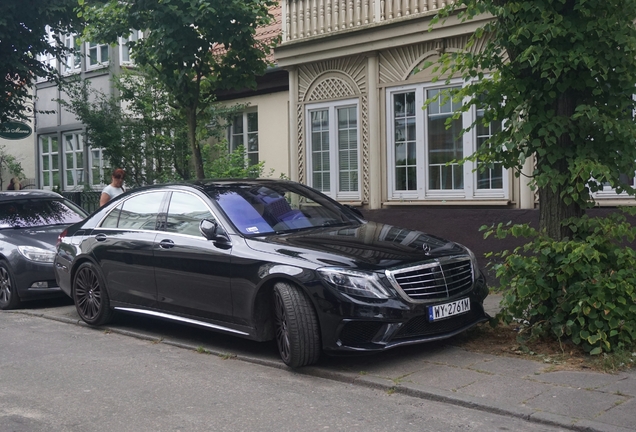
[100,168,126,206]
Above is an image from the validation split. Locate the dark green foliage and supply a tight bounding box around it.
[79,0,278,179]
[202,143,265,179]
[60,73,189,186]
[432,0,636,238]
[0,0,79,122]
[60,72,264,185]
[485,212,636,354]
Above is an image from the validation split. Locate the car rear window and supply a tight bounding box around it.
[0,199,86,229]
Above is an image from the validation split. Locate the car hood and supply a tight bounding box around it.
[0,225,67,251]
[245,221,467,271]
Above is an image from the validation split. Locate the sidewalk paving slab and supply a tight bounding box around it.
[456,375,548,404]
[465,355,548,377]
[593,398,636,430]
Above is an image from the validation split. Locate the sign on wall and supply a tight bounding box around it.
[0,121,33,140]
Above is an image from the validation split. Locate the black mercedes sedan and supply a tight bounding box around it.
[54,180,489,367]
[0,190,87,309]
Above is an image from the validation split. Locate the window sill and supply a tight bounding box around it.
[592,197,636,207]
[382,199,512,206]
[86,64,110,73]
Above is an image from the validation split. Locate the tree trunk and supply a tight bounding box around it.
[538,92,584,240]
[186,108,205,180]
[538,171,583,240]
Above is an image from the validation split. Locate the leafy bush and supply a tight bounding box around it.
[485,211,636,355]
[202,143,267,179]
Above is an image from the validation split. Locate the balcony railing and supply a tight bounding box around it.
[282,0,447,42]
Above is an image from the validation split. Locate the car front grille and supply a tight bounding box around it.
[385,256,473,303]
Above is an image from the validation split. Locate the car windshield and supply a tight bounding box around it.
[207,183,360,236]
[0,199,86,229]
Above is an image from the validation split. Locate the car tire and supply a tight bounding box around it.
[73,262,114,326]
[273,282,321,368]
[0,261,21,310]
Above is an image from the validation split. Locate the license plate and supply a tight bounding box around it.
[428,298,470,321]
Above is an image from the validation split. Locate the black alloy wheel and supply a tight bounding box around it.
[273,282,321,368]
[0,261,21,310]
[73,262,114,326]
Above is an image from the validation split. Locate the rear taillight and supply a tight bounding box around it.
[56,228,68,248]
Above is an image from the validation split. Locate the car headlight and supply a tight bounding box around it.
[17,246,56,263]
[317,268,391,299]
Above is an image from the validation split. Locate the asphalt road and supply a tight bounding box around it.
[0,303,568,432]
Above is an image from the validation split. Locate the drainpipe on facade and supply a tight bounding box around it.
[519,156,535,209]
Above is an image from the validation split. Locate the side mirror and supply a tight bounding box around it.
[199,219,218,240]
[344,204,364,219]
[199,219,230,247]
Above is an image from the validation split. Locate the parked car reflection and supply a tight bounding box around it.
[54,180,488,367]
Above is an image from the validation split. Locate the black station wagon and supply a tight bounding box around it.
[54,179,489,367]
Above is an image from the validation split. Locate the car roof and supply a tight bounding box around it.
[0,190,64,201]
[194,178,295,188]
[123,179,298,194]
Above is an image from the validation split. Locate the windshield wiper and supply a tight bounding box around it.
[320,220,350,228]
[274,223,351,235]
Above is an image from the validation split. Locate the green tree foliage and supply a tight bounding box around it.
[203,143,266,179]
[79,0,277,180]
[0,145,24,190]
[0,0,79,123]
[484,213,636,354]
[60,71,264,184]
[60,72,189,186]
[432,0,636,239]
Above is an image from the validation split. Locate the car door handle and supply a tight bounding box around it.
[158,239,175,249]
[95,233,107,242]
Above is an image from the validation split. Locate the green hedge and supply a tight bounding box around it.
[485,211,636,354]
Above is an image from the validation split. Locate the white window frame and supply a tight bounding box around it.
[228,110,259,166]
[592,95,636,201]
[119,30,143,66]
[471,103,507,198]
[89,146,108,187]
[37,26,58,82]
[386,81,508,201]
[63,132,85,190]
[39,135,60,190]
[63,33,81,75]
[305,99,361,201]
[86,41,109,70]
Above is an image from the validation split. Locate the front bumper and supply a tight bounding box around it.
[14,259,63,300]
[318,273,489,353]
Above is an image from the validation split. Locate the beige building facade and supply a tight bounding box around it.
[273,0,537,210]
[239,0,630,210]
[218,90,291,179]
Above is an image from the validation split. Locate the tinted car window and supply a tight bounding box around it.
[100,204,122,228]
[117,192,166,230]
[165,192,213,237]
[0,199,85,229]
